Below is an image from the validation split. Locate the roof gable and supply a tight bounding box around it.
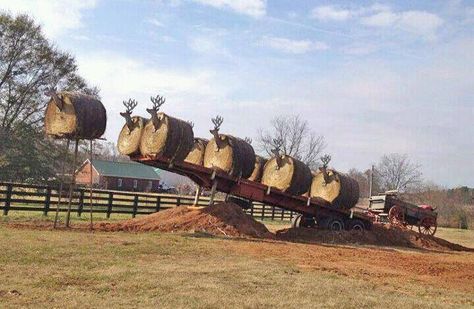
[87,159,160,180]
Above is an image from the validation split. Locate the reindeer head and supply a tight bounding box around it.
[120,98,138,132]
[271,138,284,169]
[45,87,64,111]
[210,115,226,149]
[147,94,166,131]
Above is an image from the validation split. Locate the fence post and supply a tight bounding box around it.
[2,184,13,216]
[176,197,181,206]
[77,189,85,217]
[250,203,254,217]
[132,195,138,218]
[261,204,265,220]
[290,211,294,220]
[106,192,113,219]
[155,196,161,212]
[280,208,285,220]
[271,206,275,220]
[43,187,52,216]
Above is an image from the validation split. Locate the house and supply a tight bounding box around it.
[76,159,161,192]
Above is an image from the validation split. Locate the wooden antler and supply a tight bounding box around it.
[45,87,64,111]
[149,94,166,111]
[120,99,138,132]
[319,154,332,183]
[271,138,284,169]
[210,115,225,149]
[147,95,166,131]
[244,137,252,144]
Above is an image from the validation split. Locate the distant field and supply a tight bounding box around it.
[0,221,473,308]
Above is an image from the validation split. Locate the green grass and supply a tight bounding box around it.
[436,227,474,248]
[0,225,473,308]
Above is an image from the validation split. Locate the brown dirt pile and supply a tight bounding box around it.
[276,223,473,252]
[94,202,272,238]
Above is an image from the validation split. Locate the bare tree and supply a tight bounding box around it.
[347,168,370,198]
[375,153,422,192]
[257,115,326,169]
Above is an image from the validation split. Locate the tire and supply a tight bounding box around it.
[348,219,365,231]
[326,218,345,231]
[291,214,316,228]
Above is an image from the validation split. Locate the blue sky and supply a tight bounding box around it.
[2,0,474,187]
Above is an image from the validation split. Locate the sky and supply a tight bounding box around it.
[2,0,473,187]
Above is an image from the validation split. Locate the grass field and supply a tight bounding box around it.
[0,221,473,308]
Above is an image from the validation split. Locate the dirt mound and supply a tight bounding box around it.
[276,224,473,252]
[94,202,272,238]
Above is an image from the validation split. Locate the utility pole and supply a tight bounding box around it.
[369,165,374,197]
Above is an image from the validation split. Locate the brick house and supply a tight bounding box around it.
[76,159,161,192]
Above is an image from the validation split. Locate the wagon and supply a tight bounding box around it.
[368,191,438,236]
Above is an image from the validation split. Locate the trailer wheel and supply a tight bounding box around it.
[291,215,315,228]
[327,218,345,231]
[418,217,437,236]
[348,219,365,231]
[388,206,405,226]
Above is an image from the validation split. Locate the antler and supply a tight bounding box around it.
[271,138,284,169]
[45,87,64,111]
[122,98,138,114]
[187,121,194,128]
[211,115,224,131]
[244,137,252,144]
[320,154,331,168]
[150,94,166,112]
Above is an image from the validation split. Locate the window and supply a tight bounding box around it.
[133,179,138,189]
[117,178,122,187]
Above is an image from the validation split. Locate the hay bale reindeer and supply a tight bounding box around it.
[184,122,209,166]
[44,89,106,139]
[117,98,147,156]
[310,155,359,209]
[139,95,194,163]
[203,116,255,178]
[261,138,312,195]
[244,138,267,182]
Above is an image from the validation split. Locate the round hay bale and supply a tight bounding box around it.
[117,116,147,156]
[139,112,194,162]
[184,138,208,165]
[247,155,267,182]
[310,169,359,209]
[44,92,106,139]
[261,155,312,195]
[203,135,255,178]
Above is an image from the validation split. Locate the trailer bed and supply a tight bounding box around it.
[131,155,372,229]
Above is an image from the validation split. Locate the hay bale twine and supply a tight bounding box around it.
[203,135,256,178]
[117,116,147,156]
[184,138,208,165]
[261,155,312,195]
[247,155,267,182]
[139,112,194,162]
[44,92,106,139]
[310,169,359,209]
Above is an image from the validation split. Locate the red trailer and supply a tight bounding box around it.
[131,155,373,231]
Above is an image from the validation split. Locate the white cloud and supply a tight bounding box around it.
[192,0,266,17]
[1,0,96,38]
[262,36,329,54]
[360,11,398,27]
[342,43,378,55]
[361,8,443,40]
[147,18,164,27]
[311,5,352,21]
[398,11,444,39]
[188,36,229,56]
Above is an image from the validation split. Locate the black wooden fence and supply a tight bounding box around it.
[0,182,295,221]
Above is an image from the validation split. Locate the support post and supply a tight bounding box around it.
[106,192,113,218]
[65,139,79,227]
[54,140,70,228]
[132,195,138,218]
[43,187,52,216]
[155,196,161,212]
[208,180,218,207]
[3,184,13,216]
[193,186,202,206]
[89,139,94,230]
[77,189,84,216]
